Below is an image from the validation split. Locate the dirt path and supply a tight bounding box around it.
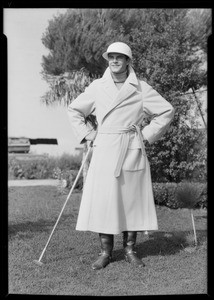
[8,179,61,187]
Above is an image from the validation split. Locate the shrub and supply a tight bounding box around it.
[176,181,202,209]
[165,182,178,209]
[64,170,83,190]
[8,158,54,179]
[147,127,207,183]
[175,181,203,246]
[196,184,207,209]
[8,155,207,206]
[152,183,168,206]
[153,182,207,209]
[153,182,178,208]
[8,158,24,179]
[23,160,52,179]
[53,168,83,191]
[8,154,82,180]
[53,153,82,171]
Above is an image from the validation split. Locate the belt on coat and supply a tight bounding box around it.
[98,124,146,178]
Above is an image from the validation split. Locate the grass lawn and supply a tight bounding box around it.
[8,186,207,296]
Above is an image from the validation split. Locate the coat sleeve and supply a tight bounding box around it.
[67,82,97,144]
[140,81,175,144]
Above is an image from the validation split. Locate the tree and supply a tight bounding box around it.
[127,8,209,182]
[41,8,143,76]
[186,8,212,53]
[41,8,210,183]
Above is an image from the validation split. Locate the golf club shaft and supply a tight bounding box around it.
[37,143,92,263]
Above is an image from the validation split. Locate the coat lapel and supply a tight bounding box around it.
[100,68,119,101]
[100,66,139,124]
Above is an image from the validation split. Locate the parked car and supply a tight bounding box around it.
[8,137,30,153]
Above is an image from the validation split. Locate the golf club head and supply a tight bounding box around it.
[33,259,43,266]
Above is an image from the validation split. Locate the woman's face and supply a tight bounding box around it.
[108,53,129,74]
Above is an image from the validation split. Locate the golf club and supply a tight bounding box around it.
[33,142,93,266]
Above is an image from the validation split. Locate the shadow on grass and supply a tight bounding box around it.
[8,214,73,240]
[112,229,207,263]
[8,220,54,239]
[194,215,207,220]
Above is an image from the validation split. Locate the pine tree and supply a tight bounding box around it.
[40,8,210,184]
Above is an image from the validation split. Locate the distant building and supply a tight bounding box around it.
[8,137,58,154]
[8,137,30,153]
[29,138,83,156]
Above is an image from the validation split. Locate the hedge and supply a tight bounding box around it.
[61,179,207,209]
[8,154,81,180]
[8,156,207,209]
[153,182,207,209]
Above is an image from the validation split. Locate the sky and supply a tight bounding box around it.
[4,8,207,155]
[4,8,81,155]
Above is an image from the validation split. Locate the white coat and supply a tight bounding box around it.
[68,66,174,234]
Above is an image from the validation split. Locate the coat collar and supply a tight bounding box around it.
[100,66,139,124]
[101,65,139,86]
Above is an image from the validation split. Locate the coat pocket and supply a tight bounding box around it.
[122,146,146,171]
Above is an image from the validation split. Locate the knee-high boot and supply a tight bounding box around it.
[123,231,145,267]
[92,233,114,270]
